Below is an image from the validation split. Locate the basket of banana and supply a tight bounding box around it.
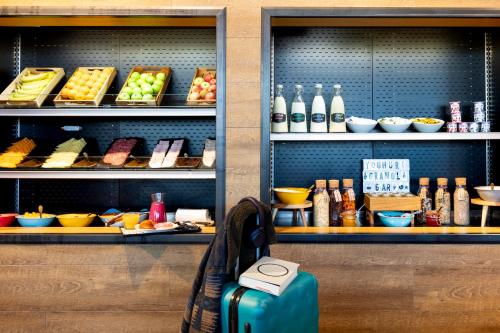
[0,68,65,108]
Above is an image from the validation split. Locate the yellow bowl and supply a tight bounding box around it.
[122,213,142,230]
[57,214,96,227]
[273,187,311,205]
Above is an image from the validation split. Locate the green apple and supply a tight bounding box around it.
[131,92,143,100]
[140,73,149,80]
[132,87,142,95]
[122,87,133,95]
[156,72,166,81]
[152,84,162,94]
[141,85,153,95]
[130,72,141,80]
[136,79,146,87]
[145,76,155,84]
[142,94,154,101]
[128,81,138,89]
[118,92,130,100]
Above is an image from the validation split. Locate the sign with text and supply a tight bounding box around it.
[362,159,410,193]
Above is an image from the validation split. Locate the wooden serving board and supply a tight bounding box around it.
[115,66,172,107]
[364,193,421,211]
[0,67,65,108]
[186,67,216,105]
[53,67,117,108]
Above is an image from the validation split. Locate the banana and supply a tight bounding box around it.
[9,93,37,101]
[21,72,49,83]
[8,70,56,101]
[18,79,51,90]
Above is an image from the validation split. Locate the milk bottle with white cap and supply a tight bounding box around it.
[290,84,307,132]
[310,83,327,133]
[329,83,346,133]
[271,84,288,133]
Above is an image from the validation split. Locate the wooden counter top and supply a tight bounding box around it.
[275,226,500,234]
[0,226,215,234]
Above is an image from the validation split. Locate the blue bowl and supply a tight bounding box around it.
[16,215,56,227]
[378,211,412,227]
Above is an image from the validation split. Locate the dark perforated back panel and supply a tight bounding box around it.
[20,28,216,95]
[273,28,490,199]
[18,179,215,214]
[274,28,372,119]
[20,118,215,156]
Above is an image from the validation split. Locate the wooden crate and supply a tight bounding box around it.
[186,68,216,105]
[115,66,172,107]
[0,67,65,108]
[53,67,117,108]
[364,193,421,211]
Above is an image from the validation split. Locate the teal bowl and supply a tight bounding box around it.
[378,211,412,227]
[16,215,56,227]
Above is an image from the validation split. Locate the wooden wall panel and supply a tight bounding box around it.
[2,244,500,332]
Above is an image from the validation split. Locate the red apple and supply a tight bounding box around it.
[209,85,216,92]
[209,79,216,85]
[191,85,201,93]
[189,92,200,100]
[205,92,215,100]
[204,73,213,82]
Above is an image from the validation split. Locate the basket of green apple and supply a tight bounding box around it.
[187,68,216,105]
[116,66,172,106]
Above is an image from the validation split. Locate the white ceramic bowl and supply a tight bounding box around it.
[475,186,500,202]
[346,117,377,133]
[378,118,412,133]
[412,118,445,133]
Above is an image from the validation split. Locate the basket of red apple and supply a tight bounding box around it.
[187,68,216,105]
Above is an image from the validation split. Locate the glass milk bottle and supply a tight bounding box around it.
[290,84,307,133]
[310,84,327,133]
[271,84,288,133]
[329,83,346,133]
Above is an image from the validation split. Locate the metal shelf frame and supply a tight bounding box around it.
[0,169,216,180]
[0,108,216,117]
[261,8,500,205]
[0,8,227,223]
[271,132,500,141]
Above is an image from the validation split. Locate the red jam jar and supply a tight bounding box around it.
[425,210,440,227]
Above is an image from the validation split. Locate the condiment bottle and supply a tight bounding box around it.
[329,83,346,133]
[342,179,356,212]
[328,179,342,226]
[310,83,327,133]
[271,84,288,133]
[290,84,307,133]
[313,179,330,227]
[435,178,451,225]
[453,177,470,226]
[417,177,432,225]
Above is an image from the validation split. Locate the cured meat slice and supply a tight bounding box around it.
[103,138,138,166]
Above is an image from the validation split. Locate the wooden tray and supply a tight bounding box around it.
[186,68,216,105]
[53,67,117,108]
[0,67,65,108]
[116,66,172,107]
[364,193,421,211]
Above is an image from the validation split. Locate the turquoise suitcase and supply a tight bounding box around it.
[221,271,319,333]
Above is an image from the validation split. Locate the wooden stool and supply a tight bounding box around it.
[471,198,500,227]
[272,201,312,226]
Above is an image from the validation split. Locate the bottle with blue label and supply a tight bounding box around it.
[310,83,327,133]
[290,84,307,133]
